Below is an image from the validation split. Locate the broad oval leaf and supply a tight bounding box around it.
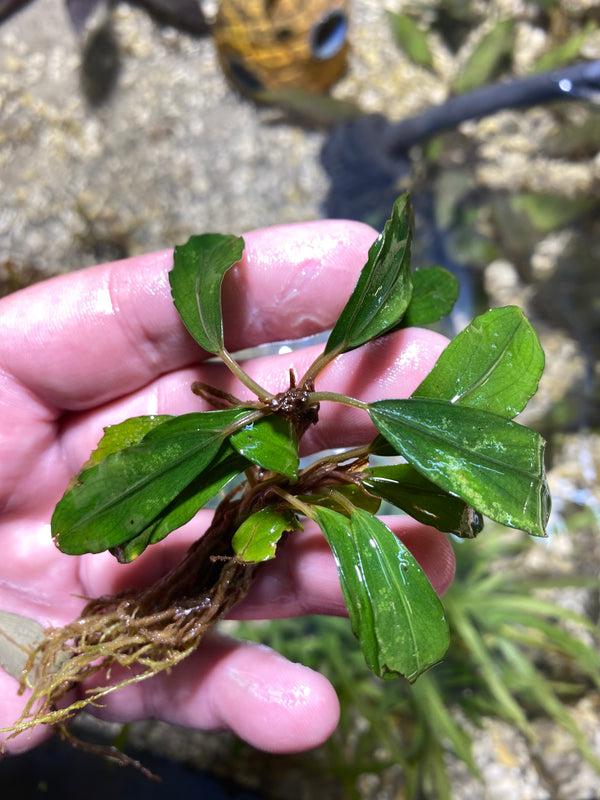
[369,398,550,537]
[111,449,249,563]
[413,306,545,418]
[324,193,413,356]
[362,463,483,539]
[232,506,301,563]
[52,408,254,555]
[170,233,244,354]
[312,506,449,681]
[230,414,299,479]
[403,266,459,327]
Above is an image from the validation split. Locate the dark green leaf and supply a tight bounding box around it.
[453,19,516,93]
[232,506,301,563]
[230,414,299,478]
[403,266,459,327]
[413,306,545,418]
[312,506,449,681]
[369,398,550,536]
[362,464,483,538]
[111,449,249,563]
[324,194,413,355]
[52,409,254,555]
[387,11,435,70]
[170,233,244,354]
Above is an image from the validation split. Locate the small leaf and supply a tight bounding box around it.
[387,11,435,70]
[170,233,244,353]
[369,398,550,536]
[413,306,545,418]
[324,194,413,355]
[232,506,301,563]
[312,506,449,681]
[110,449,249,563]
[453,19,516,93]
[230,414,299,478]
[403,266,459,327]
[52,409,254,555]
[362,464,483,538]
[531,21,596,73]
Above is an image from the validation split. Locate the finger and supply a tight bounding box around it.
[84,632,340,754]
[0,221,377,411]
[59,327,448,472]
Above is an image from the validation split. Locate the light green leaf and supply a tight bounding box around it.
[453,19,516,93]
[362,463,483,538]
[387,11,435,70]
[110,449,249,563]
[87,415,173,465]
[369,398,550,536]
[403,266,459,327]
[324,194,413,355]
[312,506,449,681]
[230,414,299,478]
[52,408,254,555]
[413,306,544,418]
[232,506,301,563]
[170,233,244,354]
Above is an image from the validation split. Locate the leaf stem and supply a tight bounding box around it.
[307,391,369,412]
[218,348,273,401]
[298,347,341,387]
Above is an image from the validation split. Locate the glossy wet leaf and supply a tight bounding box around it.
[53,408,254,555]
[170,233,244,354]
[324,193,413,356]
[230,414,299,478]
[403,266,459,327]
[232,506,301,563]
[312,506,449,681]
[387,11,434,70]
[453,19,516,93]
[111,449,249,563]
[413,306,544,418]
[362,464,483,539]
[369,398,550,536]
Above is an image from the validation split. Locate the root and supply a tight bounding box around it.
[5,498,257,739]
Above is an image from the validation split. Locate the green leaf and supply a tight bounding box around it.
[110,449,249,563]
[232,506,301,563]
[324,194,413,356]
[369,398,550,537]
[312,506,449,681]
[531,21,596,73]
[403,266,459,327]
[362,464,483,538]
[453,19,516,93]
[52,409,254,555]
[87,415,173,465]
[413,306,545,418]
[387,11,435,71]
[230,414,299,478]
[298,484,381,516]
[170,233,244,353]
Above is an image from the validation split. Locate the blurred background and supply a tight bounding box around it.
[1,1,599,797]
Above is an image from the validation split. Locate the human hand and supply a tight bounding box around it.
[0,220,455,755]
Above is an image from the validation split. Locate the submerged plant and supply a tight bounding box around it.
[2,193,550,744]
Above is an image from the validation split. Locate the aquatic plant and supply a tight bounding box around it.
[2,193,549,751]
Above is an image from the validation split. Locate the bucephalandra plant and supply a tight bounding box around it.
[2,193,550,746]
